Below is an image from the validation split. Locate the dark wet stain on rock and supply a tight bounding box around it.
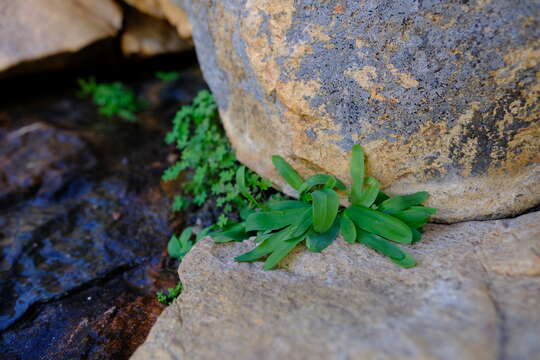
[0,56,207,359]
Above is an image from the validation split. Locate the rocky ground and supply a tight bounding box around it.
[0,54,206,359]
[133,211,540,360]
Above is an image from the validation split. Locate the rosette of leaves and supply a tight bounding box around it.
[341,145,436,267]
[212,145,436,269]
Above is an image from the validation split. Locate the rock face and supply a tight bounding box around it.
[0,0,122,72]
[0,123,96,206]
[132,212,540,360]
[123,0,193,40]
[123,0,165,18]
[180,0,540,222]
[121,10,192,57]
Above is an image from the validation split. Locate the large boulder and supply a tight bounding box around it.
[180,0,540,222]
[132,211,540,360]
[0,0,122,73]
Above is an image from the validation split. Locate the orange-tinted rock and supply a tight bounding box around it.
[121,10,192,57]
[0,0,122,73]
[181,0,540,222]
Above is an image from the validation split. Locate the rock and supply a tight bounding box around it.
[180,0,540,222]
[0,123,96,205]
[121,9,192,57]
[0,0,122,73]
[132,211,540,360]
[159,0,192,39]
[0,67,208,357]
[123,0,165,19]
[122,0,192,40]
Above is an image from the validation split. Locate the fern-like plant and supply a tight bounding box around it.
[78,77,145,122]
[162,90,271,227]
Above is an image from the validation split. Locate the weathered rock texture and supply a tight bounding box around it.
[0,0,122,72]
[132,212,540,360]
[0,0,194,76]
[181,0,540,222]
[121,10,192,57]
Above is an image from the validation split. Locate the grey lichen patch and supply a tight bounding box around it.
[181,0,540,221]
[279,0,539,157]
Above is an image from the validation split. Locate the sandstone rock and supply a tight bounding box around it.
[132,212,540,360]
[123,0,165,19]
[180,0,540,222]
[122,0,192,40]
[158,0,192,39]
[121,10,192,57]
[0,0,122,73]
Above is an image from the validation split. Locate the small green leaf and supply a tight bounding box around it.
[298,174,337,199]
[235,226,293,262]
[167,227,193,259]
[340,214,356,244]
[196,225,215,243]
[289,207,314,237]
[374,191,390,205]
[411,228,422,243]
[312,189,340,233]
[355,176,380,208]
[263,235,305,270]
[392,206,437,228]
[345,206,412,244]
[349,144,365,205]
[334,178,347,191]
[212,223,249,243]
[236,166,261,207]
[306,219,340,252]
[357,230,416,268]
[245,207,310,232]
[236,208,312,264]
[271,155,304,190]
[267,200,310,211]
[378,191,429,214]
[167,235,182,258]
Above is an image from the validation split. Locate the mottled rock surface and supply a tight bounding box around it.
[181,0,540,222]
[132,211,540,360]
[0,0,122,72]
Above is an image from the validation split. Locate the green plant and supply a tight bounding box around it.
[162,90,272,226]
[167,226,214,260]
[78,77,145,122]
[211,145,436,269]
[156,71,181,82]
[156,282,183,305]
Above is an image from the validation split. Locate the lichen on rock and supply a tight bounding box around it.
[180,0,540,222]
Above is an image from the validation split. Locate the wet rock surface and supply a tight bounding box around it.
[0,59,207,359]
